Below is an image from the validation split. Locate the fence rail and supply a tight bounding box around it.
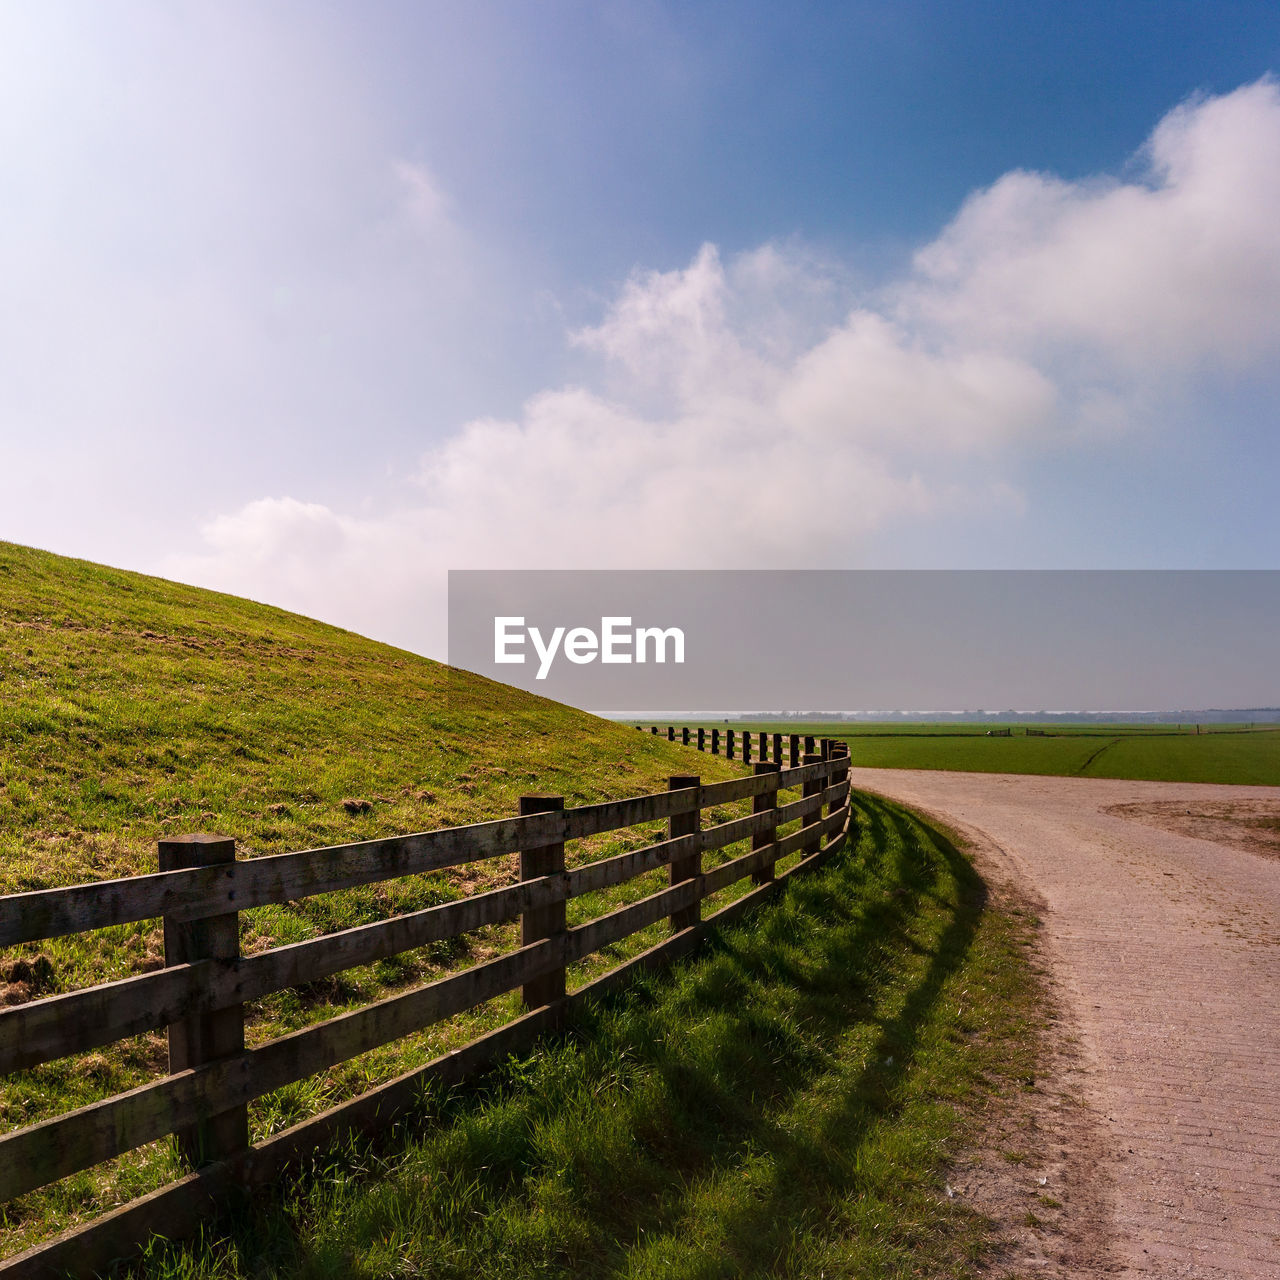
[0,740,852,1278]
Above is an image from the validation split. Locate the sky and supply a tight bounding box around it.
[2,1,1279,659]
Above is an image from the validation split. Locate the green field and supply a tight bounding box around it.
[652,721,1280,786]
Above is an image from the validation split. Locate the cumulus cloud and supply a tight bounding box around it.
[902,79,1280,374]
[170,79,1280,655]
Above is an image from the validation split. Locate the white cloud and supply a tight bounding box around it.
[169,79,1280,656]
[778,311,1058,453]
[901,78,1280,375]
[394,160,452,231]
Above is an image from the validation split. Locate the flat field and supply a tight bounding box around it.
[647,721,1280,786]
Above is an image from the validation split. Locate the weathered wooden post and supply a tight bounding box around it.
[773,732,783,765]
[651,725,659,735]
[697,727,705,752]
[752,762,780,885]
[743,731,752,764]
[682,726,690,746]
[727,729,735,760]
[668,775,701,932]
[758,731,767,761]
[519,795,566,1019]
[668,725,676,742]
[821,738,831,761]
[159,835,247,1169]
[804,735,815,756]
[711,728,720,755]
[833,743,850,822]
[825,744,847,843]
[789,733,800,767]
[801,753,823,859]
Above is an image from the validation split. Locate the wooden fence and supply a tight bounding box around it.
[0,741,852,1277]
[639,725,832,768]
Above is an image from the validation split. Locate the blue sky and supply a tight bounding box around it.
[2,2,1279,655]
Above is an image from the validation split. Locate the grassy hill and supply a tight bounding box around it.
[0,540,742,1254]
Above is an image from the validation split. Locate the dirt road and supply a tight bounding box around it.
[850,768,1280,1279]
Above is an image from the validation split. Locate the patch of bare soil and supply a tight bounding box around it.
[946,835,1119,1277]
[1104,798,1280,860]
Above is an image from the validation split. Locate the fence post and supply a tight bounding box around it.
[804,735,815,755]
[682,726,690,746]
[711,728,720,755]
[789,734,800,767]
[835,744,850,815]
[825,746,846,844]
[821,738,831,761]
[519,795,566,1017]
[668,775,701,932]
[752,762,781,885]
[698,727,705,752]
[801,753,823,859]
[773,732,783,766]
[668,726,676,742]
[727,729,736,760]
[159,835,247,1169]
[743,732,752,764]
[651,725,659,735]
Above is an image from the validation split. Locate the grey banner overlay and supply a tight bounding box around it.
[447,570,1279,715]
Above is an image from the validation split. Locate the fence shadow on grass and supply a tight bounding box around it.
[654,799,985,1270]
[582,796,986,1274]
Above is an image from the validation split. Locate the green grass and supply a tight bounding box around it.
[654,720,1280,785]
[1081,732,1280,785]
[0,540,748,1256]
[129,792,1044,1280]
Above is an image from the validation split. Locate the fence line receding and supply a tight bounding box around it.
[0,737,852,1279]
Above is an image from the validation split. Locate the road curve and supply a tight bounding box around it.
[850,768,1280,1279]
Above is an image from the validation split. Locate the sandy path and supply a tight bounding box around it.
[850,769,1280,1279]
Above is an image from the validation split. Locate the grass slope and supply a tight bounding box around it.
[138,794,1044,1280]
[0,540,732,893]
[0,541,744,1255]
